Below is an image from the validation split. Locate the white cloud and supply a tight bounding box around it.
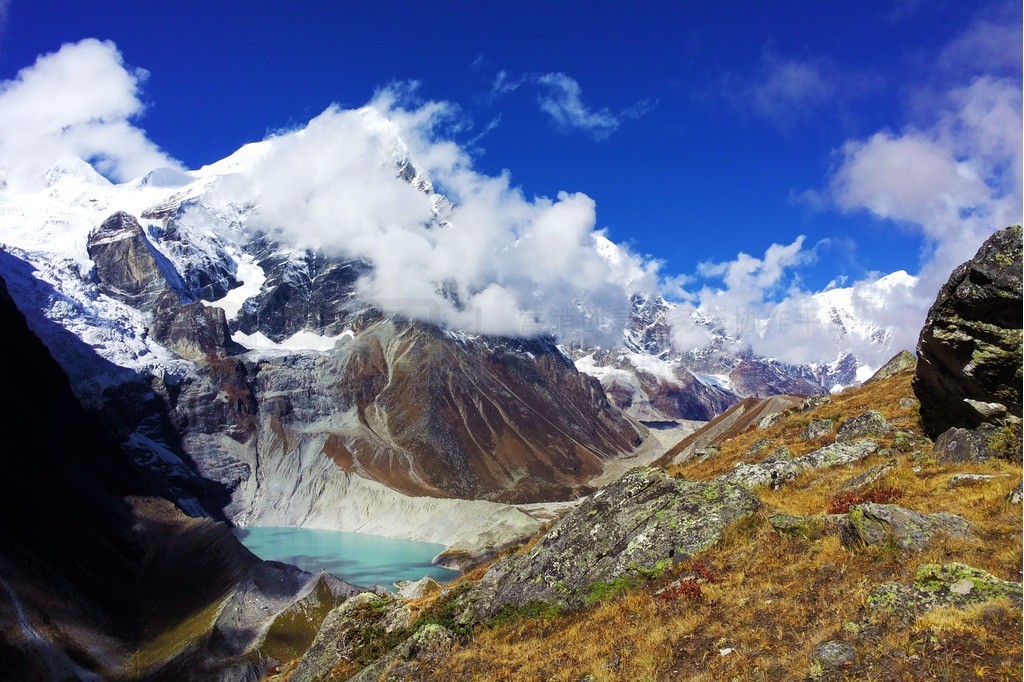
[214,89,659,343]
[671,20,1022,371]
[535,73,623,139]
[0,38,180,187]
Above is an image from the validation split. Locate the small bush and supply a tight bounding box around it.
[655,578,703,602]
[826,486,903,514]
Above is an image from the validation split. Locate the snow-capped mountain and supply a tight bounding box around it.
[0,117,909,552]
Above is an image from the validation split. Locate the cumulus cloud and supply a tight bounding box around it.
[214,88,659,343]
[671,18,1021,373]
[0,38,179,187]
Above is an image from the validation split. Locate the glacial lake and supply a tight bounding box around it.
[232,526,457,589]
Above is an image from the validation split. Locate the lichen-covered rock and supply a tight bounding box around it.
[799,394,832,412]
[933,423,1022,463]
[694,446,720,462]
[840,460,897,492]
[841,503,972,551]
[913,225,1023,438]
[484,468,759,611]
[864,350,917,384]
[867,563,1023,622]
[898,396,920,410]
[802,418,834,441]
[835,410,892,442]
[947,473,1011,488]
[290,592,412,682]
[769,513,844,540]
[722,447,799,490]
[1008,480,1023,504]
[347,623,457,682]
[747,438,775,456]
[813,640,856,669]
[795,439,879,471]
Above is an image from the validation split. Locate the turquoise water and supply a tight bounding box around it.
[232,526,457,589]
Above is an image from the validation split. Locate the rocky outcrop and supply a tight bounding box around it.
[867,563,1022,622]
[87,211,182,308]
[841,503,972,551]
[835,410,892,442]
[149,293,238,361]
[932,423,1020,463]
[290,592,412,682]
[913,225,1023,438]
[769,513,844,540]
[864,350,916,384]
[484,468,759,610]
[0,275,355,680]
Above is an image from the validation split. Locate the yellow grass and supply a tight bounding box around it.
[419,372,1023,680]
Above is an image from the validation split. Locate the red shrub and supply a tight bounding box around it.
[826,486,903,514]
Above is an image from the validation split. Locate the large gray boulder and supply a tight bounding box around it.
[841,503,972,551]
[913,225,1023,438]
[795,439,879,470]
[835,410,892,442]
[484,468,759,611]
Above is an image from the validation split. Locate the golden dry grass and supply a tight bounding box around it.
[419,373,1023,681]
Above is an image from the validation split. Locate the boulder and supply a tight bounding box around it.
[864,350,916,384]
[933,424,1021,463]
[395,576,442,600]
[801,418,834,441]
[835,410,892,442]
[913,225,1023,438]
[795,439,879,471]
[721,447,799,490]
[841,503,972,551]
[867,563,1022,622]
[290,592,412,682]
[1007,480,1023,505]
[947,473,1010,488]
[484,468,759,611]
[798,394,832,412]
[813,640,856,670]
[839,459,897,492]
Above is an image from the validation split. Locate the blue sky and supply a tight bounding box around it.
[0,0,1020,354]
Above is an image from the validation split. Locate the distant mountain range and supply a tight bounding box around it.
[0,130,905,543]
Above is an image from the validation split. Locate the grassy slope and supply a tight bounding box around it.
[415,373,1022,680]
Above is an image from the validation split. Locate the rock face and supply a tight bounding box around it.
[841,503,972,551]
[0,274,355,681]
[913,225,1023,438]
[484,468,759,610]
[87,211,184,308]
